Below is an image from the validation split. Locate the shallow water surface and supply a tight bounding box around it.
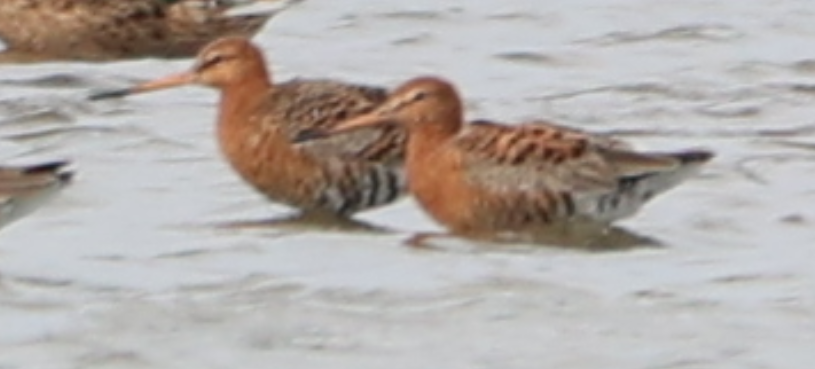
[1,0,815,368]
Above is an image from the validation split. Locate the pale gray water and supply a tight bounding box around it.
[1,0,815,368]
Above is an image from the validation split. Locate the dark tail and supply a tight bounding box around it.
[20,161,74,183]
[672,150,714,166]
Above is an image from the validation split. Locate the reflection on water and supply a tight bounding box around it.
[207,211,392,234]
[406,223,661,252]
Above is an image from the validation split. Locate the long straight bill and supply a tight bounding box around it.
[88,71,196,100]
[292,111,394,143]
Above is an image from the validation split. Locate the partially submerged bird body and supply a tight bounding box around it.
[0,161,73,228]
[315,77,713,233]
[0,0,285,62]
[408,120,711,232]
[91,37,406,216]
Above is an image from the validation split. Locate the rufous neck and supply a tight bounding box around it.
[410,103,463,143]
[406,110,463,166]
[217,72,273,122]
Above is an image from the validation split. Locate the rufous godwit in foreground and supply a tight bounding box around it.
[90,37,406,218]
[298,76,713,236]
[0,0,298,62]
[0,161,73,229]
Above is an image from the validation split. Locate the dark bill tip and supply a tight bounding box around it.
[87,88,135,101]
[292,128,329,144]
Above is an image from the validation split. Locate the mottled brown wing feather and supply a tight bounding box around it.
[159,2,270,57]
[458,121,674,195]
[0,0,164,56]
[264,79,406,165]
[88,0,268,58]
[519,119,634,151]
[0,0,270,60]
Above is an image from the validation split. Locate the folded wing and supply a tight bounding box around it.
[458,121,687,197]
[270,80,407,166]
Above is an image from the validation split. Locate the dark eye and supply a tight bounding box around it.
[198,54,228,71]
[413,91,428,101]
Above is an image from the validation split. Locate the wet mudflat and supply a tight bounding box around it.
[1,0,815,368]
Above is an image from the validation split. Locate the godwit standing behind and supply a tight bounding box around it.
[91,37,407,218]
